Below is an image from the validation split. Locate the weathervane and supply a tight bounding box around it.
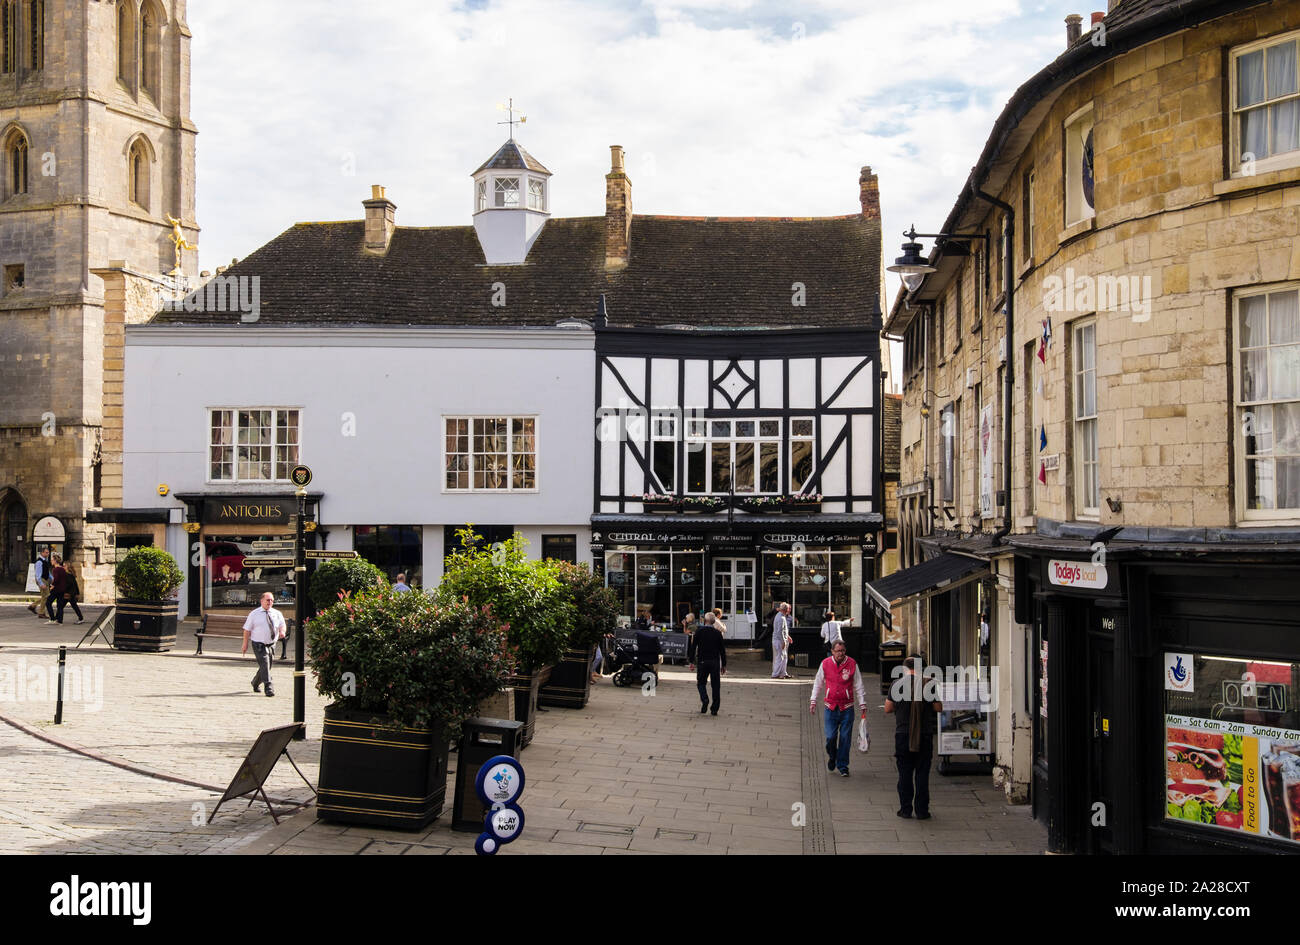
[496,97,526,139]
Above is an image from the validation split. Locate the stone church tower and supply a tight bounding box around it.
[0,0,197,598]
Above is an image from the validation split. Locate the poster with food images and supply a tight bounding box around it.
[1164,716,1300,845]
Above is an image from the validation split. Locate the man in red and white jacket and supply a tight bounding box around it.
[809,639,868,777]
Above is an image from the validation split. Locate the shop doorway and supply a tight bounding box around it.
[1087,633,1115,854]
[713,557,756,641]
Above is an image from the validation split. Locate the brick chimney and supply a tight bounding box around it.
[605,146,632,270]
[859,166,880,219]
[363,184,396,254]
[1065,13,1082,46]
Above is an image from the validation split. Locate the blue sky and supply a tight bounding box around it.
[189,1,1073,321]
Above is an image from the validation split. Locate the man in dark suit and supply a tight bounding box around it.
[885,655,943,820]
[688,612,728,716]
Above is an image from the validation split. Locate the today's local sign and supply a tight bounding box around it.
[1047,558,1108,590]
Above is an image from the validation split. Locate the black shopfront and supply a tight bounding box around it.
[591,513,880,668]
[1015,536,1300,855]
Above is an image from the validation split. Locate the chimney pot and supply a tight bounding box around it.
[1091,11,1105,26]
[362,184,397,254]
[605,146,632,270]
[859,166,880,220]
[1065,13,1083,46]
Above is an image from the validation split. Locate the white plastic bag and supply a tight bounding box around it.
[857,718,871,753]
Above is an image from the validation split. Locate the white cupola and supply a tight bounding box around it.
[471,138,552,265]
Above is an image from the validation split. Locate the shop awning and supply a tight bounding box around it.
[85,508,172,523]
[865,553,988,631]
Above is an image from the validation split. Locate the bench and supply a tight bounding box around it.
[196,613,294,658]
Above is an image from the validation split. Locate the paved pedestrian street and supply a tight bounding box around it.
[0,605,1045,855]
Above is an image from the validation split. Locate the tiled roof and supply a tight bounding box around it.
[473,139,551,175]
[153,212,881,330]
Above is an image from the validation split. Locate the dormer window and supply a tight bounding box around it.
[528,178,546,211]
[494,177,520,208]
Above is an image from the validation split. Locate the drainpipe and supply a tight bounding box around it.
[971,184,1014,545]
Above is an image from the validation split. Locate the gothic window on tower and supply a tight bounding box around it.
[27,0,41,72]
[140,0,162,103]
[4,127,27,198]
[494,177,520,208]
[128,138,150,211]
[476,179,487,211]
[1,1,16,74]
[117,0,136,91]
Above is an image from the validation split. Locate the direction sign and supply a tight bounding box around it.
[304,550,358,560]
[252,540,295,552]
[242,556,294,567]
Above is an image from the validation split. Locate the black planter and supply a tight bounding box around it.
[539,645,595,709]
[113,599,178,652]
[510,667,551,749]
[316,704,449,830]
[643,500,679,513]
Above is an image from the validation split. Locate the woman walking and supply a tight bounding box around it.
[820,610,842,656]
[57,563,85,624]
[45,555,66,625]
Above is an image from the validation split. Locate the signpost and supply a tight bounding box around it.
[241,556,294,568]
[289,465,312,740]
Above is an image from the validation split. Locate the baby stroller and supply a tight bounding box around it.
[610,631,661,688]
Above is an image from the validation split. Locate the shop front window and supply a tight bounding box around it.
[761,548,861,628]
[604,547,704,627]
[1163,651,1300,845]
[203,533,294,610]
[353,525,422,587]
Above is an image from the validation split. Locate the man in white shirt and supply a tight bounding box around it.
[242,592,287,697]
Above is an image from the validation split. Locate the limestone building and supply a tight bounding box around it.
[877,0,1300,854]
[0,0,197,598]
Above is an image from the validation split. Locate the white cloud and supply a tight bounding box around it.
[188,0,1068,288]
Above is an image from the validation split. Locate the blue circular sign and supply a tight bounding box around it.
[475,754,525,806]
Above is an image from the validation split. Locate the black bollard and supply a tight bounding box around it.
[54,645,66,724]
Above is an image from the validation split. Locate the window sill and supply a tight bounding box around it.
[1057,217,1096,245]
[1017,256,1034,281]
[1236,513,1300,526]
[1214,163,1300,197]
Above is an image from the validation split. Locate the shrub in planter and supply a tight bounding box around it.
[308,556,385,610]
[436,529,574,673]
[541,561,620,709]
[437,528,576,746]
[114,545,184,601]
[113,546,184,652]
[308,590,513,828]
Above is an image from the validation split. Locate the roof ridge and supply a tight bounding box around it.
[635,213,866,223]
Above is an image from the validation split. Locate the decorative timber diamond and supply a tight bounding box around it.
[713,360,755,408]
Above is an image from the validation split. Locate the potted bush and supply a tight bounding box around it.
[436,528,575,748]
[540,561,620,709]
[308,556,385,616]
[308,589,512,830]
[113,546,184,652]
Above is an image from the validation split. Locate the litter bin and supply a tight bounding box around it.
[879,640,908,696]
[452,717,524,832]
